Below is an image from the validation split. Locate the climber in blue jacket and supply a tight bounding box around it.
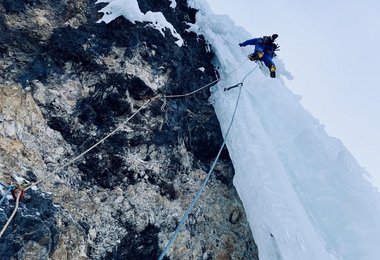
[239,34,279,78]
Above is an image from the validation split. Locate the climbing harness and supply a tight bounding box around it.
[158,64,259,260]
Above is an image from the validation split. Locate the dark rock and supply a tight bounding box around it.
[47,116,73,141]
[29,59,50,82]
[159,181,177,200]
[77,103,97,124]
[230,208,241,224]
[2,0,40,14]
[49,26,108,69]
[25,171,38,182]
[128,77,155,100]
[77,153,127,189]
[105,224,168,260]
[185,110,225,160]
[0,45,8,55]
[0,190,59,259]
[153,125,177,146]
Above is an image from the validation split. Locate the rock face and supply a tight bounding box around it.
[0,0,258,259]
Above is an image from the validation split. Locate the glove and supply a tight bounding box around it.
[239,43,243,47]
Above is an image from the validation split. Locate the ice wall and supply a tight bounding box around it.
[188,0,380,259]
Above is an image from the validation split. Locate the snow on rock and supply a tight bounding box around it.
[188,0,380,260]
[12,175,30,185]
[96,0,184,46]
[169,0,177,9]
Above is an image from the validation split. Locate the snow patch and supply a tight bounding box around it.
[96,0,184,47]
[12,175,30,186]
[169,0,177,9]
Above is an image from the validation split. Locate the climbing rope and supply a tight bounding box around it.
[0,100,153,238]
[0,58,250,240]
[159,58,248,111]
[0,190,21,238]
[161,58,248,99]
[158,65,258,260]
[26,58,249,192]
[25,99,153,192]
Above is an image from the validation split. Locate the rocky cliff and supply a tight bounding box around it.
[0,0,258,259]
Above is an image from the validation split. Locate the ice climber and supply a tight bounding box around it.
[239,34,280,78]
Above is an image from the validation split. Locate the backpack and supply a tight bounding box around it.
[263,36,280,56]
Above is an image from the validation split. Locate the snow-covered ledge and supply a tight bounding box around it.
[96,0,184,47]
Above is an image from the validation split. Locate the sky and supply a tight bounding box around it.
[206,0,380,188]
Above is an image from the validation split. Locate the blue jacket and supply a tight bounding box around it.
[240,37,277,55]
[240,38,266,52]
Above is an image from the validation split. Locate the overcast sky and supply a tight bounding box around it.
[206,0,380,187]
